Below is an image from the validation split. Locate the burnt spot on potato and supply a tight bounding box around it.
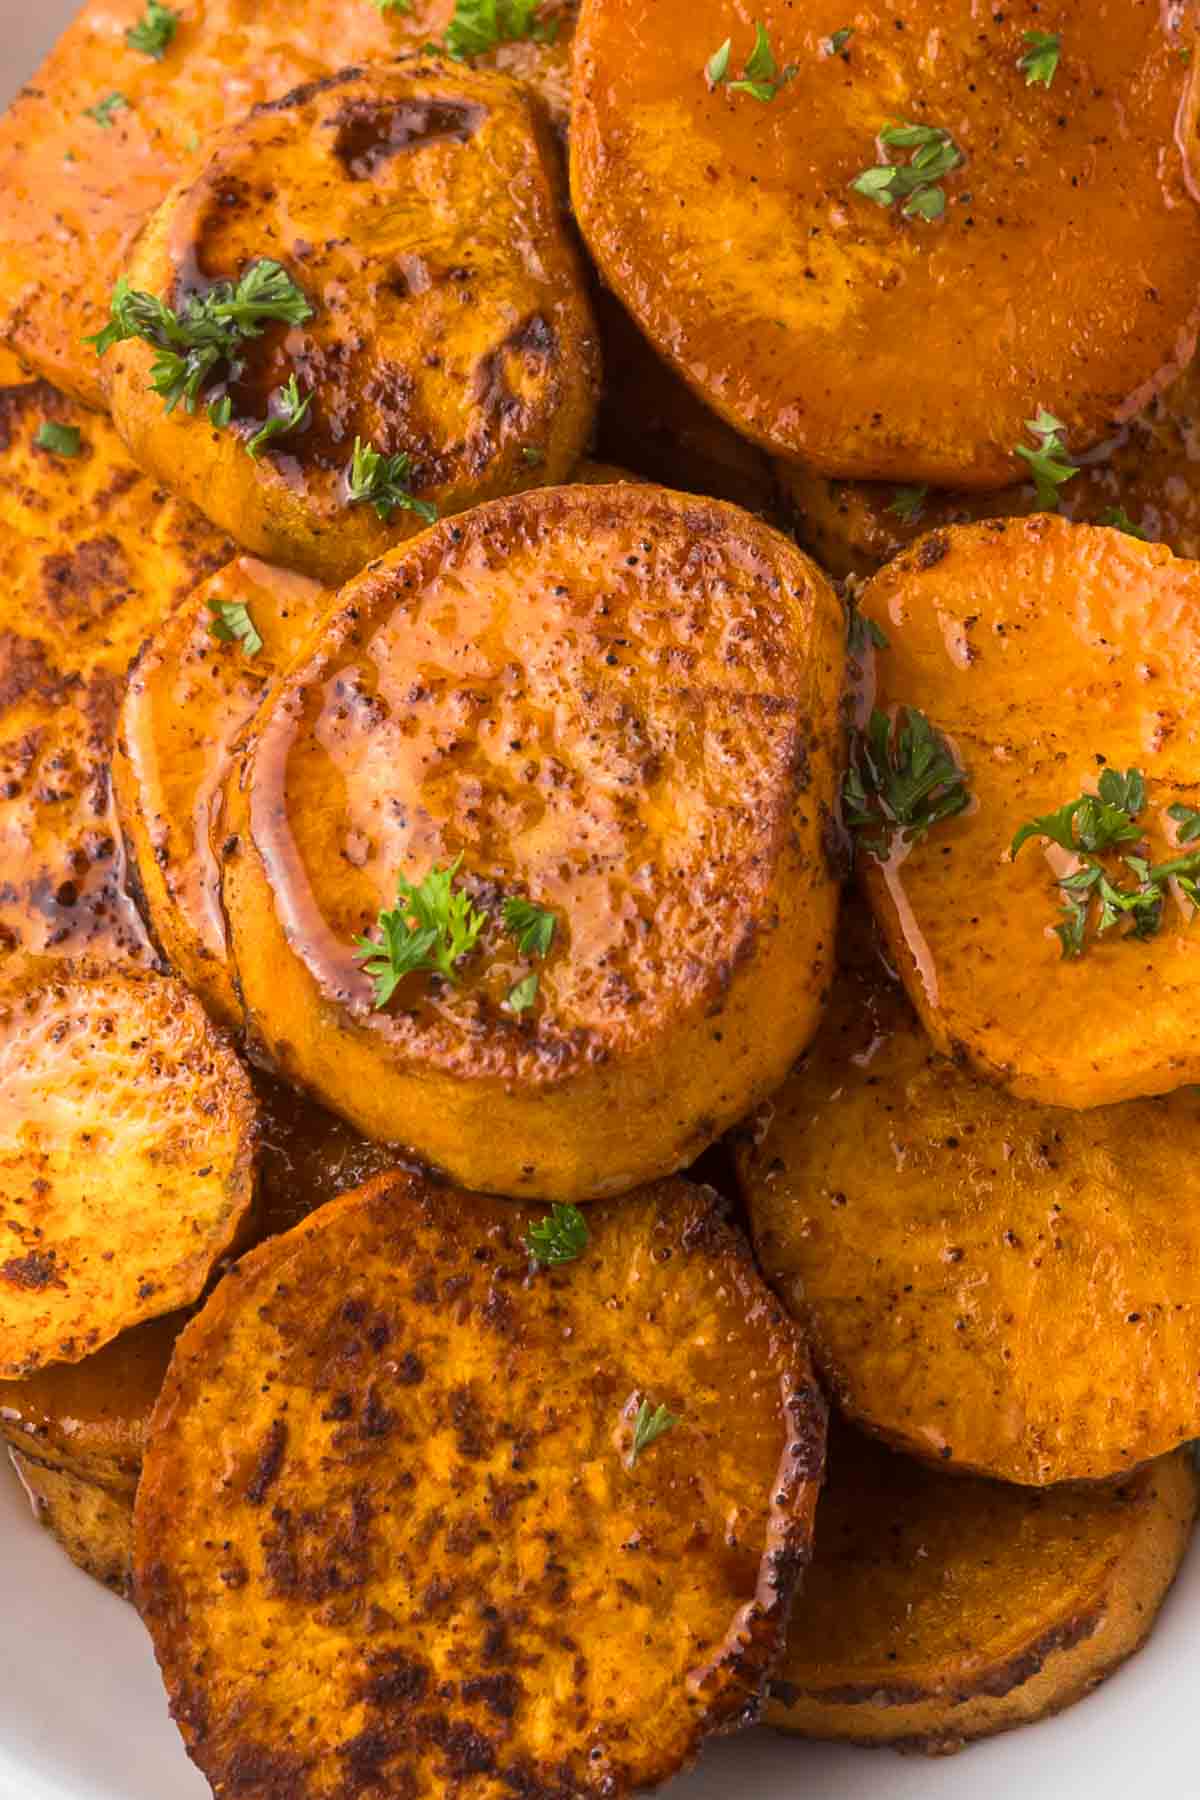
[332,98,488,177]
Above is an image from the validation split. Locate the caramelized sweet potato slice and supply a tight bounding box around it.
[136,1171,826,1798]
[114,558,333,1023]
[0,1,576,406]
[779,359,1200,579]
[220,482,844,1200]
[856,515,1200,1107]
[0,965,257,1377]
[738,908,1200,1483]
[104,63,599,583]
[8,1447,137,1598]
[769,1422,1197,1752]
[0,379,229,969]
[572,0,1200,486]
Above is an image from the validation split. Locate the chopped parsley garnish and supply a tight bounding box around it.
[1098,506,1149,541]
[126,1,181,59]
[206,597,263,658]
[245,374,312,459]
[846,606,888,655]
[34,421,81,458]
[888,483,928,523]
[844,707,969,856]
[525,1203,588,1266]
[440,0,557,60]
[1012,768,1200,956]
[1018,29,1061,89]
[208,394,233,429]
[371,0,413,11]
[354,856,486,1005]
[630,1398,678,1465]
[1169,802,1200,845]
[851,121,962,221]
[1014,409,1077,509]
[84,92,130,128]
[502,896,556,959]
[706,22,797,101]
[346,437,438,524]
[505,971,540,1015]
[86,262,313,418]
[823,26,854,55]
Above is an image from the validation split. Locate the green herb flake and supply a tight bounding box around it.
[1014,408,1077,510]
[371,0,414,11]
[1097,506,1149,541]
[441,0,552,60]
[888,483,928,523]
[525,1203,588,1266]
[126,1,181,60]
[843,706,969,857]
[502,896,556,959]
[706,21,797,101]
[245,373,312,459]
[207,597,263,659]
[505,971,540,1015]
[208,394,233,429]
[629,1397,678,1466]
[846,607,888,655]
[346,436,438,525]
[1018,29,1061,88]
[823,26,854,55]
[353,856,486,1006]
[34,421,82,458]
[851,121,962,221]
[1169,802,1200,845]
[84,92,130,128]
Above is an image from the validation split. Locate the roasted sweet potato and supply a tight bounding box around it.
[136,1170,826,1798]
[768,1421,1197,1752]
[104,63,600,584]
[220,482,844,1200]
[0,378,229,969]
[0,965,257,1378]
[0,0,576,406]
[779,359,1200,579]
[572,1,1200,487]
[856,515,1200,1108]
[8,1447,137,1598]
[738,906,1200,1483]
[593,290,777,515]
[115,557,333,1023]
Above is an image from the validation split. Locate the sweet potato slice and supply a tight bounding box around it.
[572,1,1200,487]
[768,1421,1197,1752]
[104,63,599,584]
[779,359,1200,579]
[856,514,1200,1107]
[0,378,230,969]
[8,1447,137,1598]
[114,557,333,1023]
[220,482,844,1200]
[0,1,576,407]
[738,906,1200,1483]
[0,964,257,1377]
[135,1170,826,1798]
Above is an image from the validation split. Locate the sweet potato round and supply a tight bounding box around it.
[8,1447,137,1598]
[105,63,599,584]
[220,482,844,1200]
[856,514,1200,1108]
[738,909,1200,1483]
[135,1170,826,1799]
[768,1422,1197,1752]
[572,0,1200,486]
[114,557,334,1024]
[0,965,257,1378]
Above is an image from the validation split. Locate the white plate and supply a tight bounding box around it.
[0,8,1196,1797]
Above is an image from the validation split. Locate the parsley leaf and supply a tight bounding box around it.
[851,121,962,221]
[630,1398,678,1466]
[441,0,554,60]
[84,92,130,128]
[707,22,797,101]
[34,421,81,458]
[86,262,313,417]
[354,855,486,1005]
[245,373,312,459]
[1098,506,1149,541]
[505,971,540,1014]
[1169,802,1200,845]
[823,26,854,54]
[1014,408,1077,509]
[502,896,556,959]
[888,483,928,523]
[126,1,180,59]
[207,597,263,658]
[1018,29,1061,89]
[844,707,969,856]
[346,437,438,524]
[208,394,233,428]
[525,1203,588,1266]
[846,606,888,655]
[1011,768,1144,859]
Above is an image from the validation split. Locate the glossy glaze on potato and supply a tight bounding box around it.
[738,907,1200,1483]
[136,1171,826,1799]
[0,379,230,971]
[572,0,1200,486]
[769,1421,1198,1752]
[779,357,1200,580]
[221,482,845,1200]
[105,63,600,583]
[115,557,333,1023]
[0,0,578,406]
[857,515,1200,1108]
